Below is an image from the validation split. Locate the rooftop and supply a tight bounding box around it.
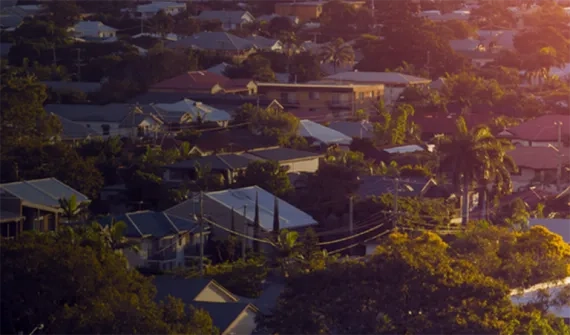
[244,147,323,162]
[508,146,568,171]
[257,82,379,89]
[54,114,100,140]
[327,120,374,139]
[503,114,569,142]
[529,218,570,244]
[101,210,199,238]
[168,31,255,51]
[322,71,431,85]
[0,178,89,209]
[299,119,353,146]
[150,71,230,91]
[196,10,253,24]
[166,153,256,171]
[152,98,232,123]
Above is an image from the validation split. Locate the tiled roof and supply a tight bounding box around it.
[508,146,569,171]
[102,210,199,238]
[167,32,255,51]
[150,71,229,91]
[166,154,256,171]
[244,147,322,162]
[0,178,89,208]
[323,71,431,85]
[504,114,569,142]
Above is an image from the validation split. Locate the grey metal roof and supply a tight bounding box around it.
[168,32,255,51]
[0,43,12,57]
[206,62,231,76]
[190,302,253,332]
[529,218,570,244]
[328,121,374,139]
[449,38,482,51]
[44,104,135,123]
[103,211,199,238]
[0,14,23,28]
[166,154,255,171]
[154,276,219,303]
[299,120,353,146]
[244,35,281,49]
[323,71,431,85]
[205,186,317,231]
[0,178,89,208]
[357,176,432,199]
[245,147,322,162]
[0,210,24,223]
[197,10,253,25]
[54,114,100,140]
[42,81,102,93]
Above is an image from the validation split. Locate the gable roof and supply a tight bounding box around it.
[166,153,256,171]
[508,146,569,170]
[244,147,323,162]
[244,35,281,49]
[150,71,230,91]
[73,20,117,35]
[190,302,256,332]
[152,98,232,122]
[323,71,431,85]
[153,276,239,304]
[0,178,89,209]
[299,120,353,145]
[197,10,254,24]
[101,211,199,238]
[206,62,231,76]
[168,32,255,51]
[503,115,569,142]
[203,186,317,231]
[54,114,100,140]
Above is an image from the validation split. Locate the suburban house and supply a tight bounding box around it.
[53,114,100,142]
[150,98,232,127]
[167,32,256,58]
[100,211,205,271]
[44,104,164,139]
[275,1,365,22]
[165,186,318,249]
[508,146,570,192]
[129,1,187,19]
[164,153,256,185]
[256,82,384,121]
[148,71,256,95]
[196,10,255,30]
[298,119,353,147]
[316,71,431,106]
[449,38,494,67]
[499,115,569,147]
[0,2,43,31]
[163,147,323,184]
[495,187,555,213]
[71,21,117,41]
[245,35,283,52]
[153,276,260,335]
[0,178,89,238]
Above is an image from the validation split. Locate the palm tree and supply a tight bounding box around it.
[273,229,302,277]
[438,117,514,225]
[320,38,355,74]
[58,194,89,224]
[252,192,261,253]
[91,220,140,252]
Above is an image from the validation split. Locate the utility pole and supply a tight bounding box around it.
[241,205,247,260]
[555,121,563,191]
[393,177,399,230]
[199,191,204,277]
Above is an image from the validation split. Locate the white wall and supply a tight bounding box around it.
[282,158,320,173]
[224,309,257,335]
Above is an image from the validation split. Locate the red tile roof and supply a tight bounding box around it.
[509,145,569,170]
[504,114,569,142]
[150,71,231,91]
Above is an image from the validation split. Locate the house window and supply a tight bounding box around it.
[281,92,297,103]
[101,124,110,136]
[309,92,320,100]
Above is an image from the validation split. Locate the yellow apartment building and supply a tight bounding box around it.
[256,82,384,120]
[275,1,366,22]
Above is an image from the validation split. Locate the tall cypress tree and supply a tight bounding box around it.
[272,195,280,236]
[230,207,236,236]
[253,191,261,253]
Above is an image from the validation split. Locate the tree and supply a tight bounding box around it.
[438,117,515,225]
[272,195,280,235]
[320,38,355,74]
[46,0,80,28]
[151,10,175,38]
[273,229,302,277]
[237,161,293,197]
[258,231,570,334]
[441,72,505,110]
[268,16,294,38]
[13,18,71,45]
[373,103,420,146]
[91,220,140,252]
[252,191,261,253]
[224,54,276,82]
[289,51,323,82]
[58,194,90,223]
[248,107,300,145]
[1,228,217,334]
[125,170,163,209]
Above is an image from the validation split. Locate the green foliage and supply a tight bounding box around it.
[58,194,90,222]
[248,106,300,144]
[237,160,293,197]
[373,103,419,146]
[441,71,505,109]
[14,18,71,45]
[225,54,276,82]
[45,0,80,28]
[319,38,355,73]
[289,51,323,83]
[1,228,216,334]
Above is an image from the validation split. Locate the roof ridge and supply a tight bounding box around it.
[161,211,180,234]
[216,154,234,170]
[124,212,145,237]
[24,179,61,204]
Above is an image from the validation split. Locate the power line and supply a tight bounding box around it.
[328,229,394,255]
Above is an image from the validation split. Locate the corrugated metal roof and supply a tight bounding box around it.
[328,120,374,139]
[103,211,199,238]
[511,277,570,319]
[0,178,89,208]
[54,114,100,140]
[153,99,232,122]
[323,71,431,85]
[245,147,322,162]
[299,120,353,145]
[206,186,317,230]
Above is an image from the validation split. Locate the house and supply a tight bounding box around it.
[166,186,318,247]
[499,115,569,147]
[71,21,117,41]
[317,71,431,106]
[275,1,365,22]
[164,153,256,184]
[298,119,353,146]
[131,1,187,19]
[356,176,450,199]
[328,120,374,139]
[244,35,283,52]
[510,277,570,325]
[44,104,164,139]
[481,30,516,51]
[153,276,259,335]
[100,211,205,271]
[0,178,89,238]
[149,71,256,95]
[256,82,384,121]
[508,146,570,191]
[497,187,555,211]
[0,3,43,31]
[151,98,233,127]
[449,38,494,67]
[196,10,255,30]
[167,32,256,58]
[53,114,100,142]
[241,147,323,173]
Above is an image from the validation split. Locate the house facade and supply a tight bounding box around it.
[132,1,187,19]
[72,21,117,40]
[256,82,384,121]
[508,146,570,192]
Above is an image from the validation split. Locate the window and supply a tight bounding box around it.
[309,92,320,100]
[287,92,297,103]
[101,124,110,136]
